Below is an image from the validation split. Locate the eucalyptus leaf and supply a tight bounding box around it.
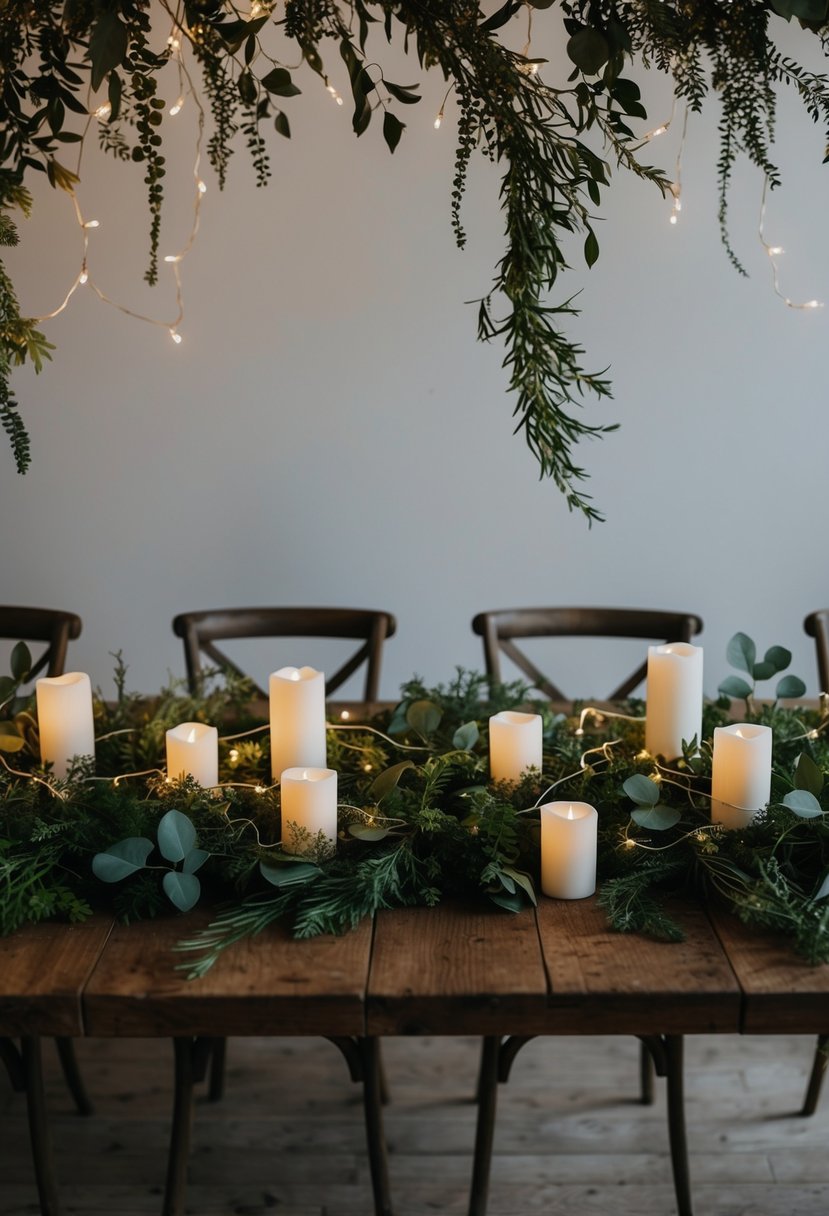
[752,661,775,681]
[157,809,197,863]
[488,888,528,912]
[782,789,823,818]
[584,229,599,267]
[347,824,392,841]
[370,760,415,802]
[259,860,321,888]
[162,870,201,912]
[261,68,302,97]
[10,641,30,681]
[718,675,753,701]
[631,804,682,831]
[776,675,806,699]
[406,699,442,737]
[88,11,128,93]
[452,721,479,751]
[794,752,824,797]
[567,28,610,74]
[622,774,660,806]
[182,848,210,875]
[386,703,410,735]
[815,871,829,901]
[383,110,404,153]
[764,645,792,674]
[726,632,756,675]
[501,865,538,907]
[0,727,24,753]
[92,837,154,883]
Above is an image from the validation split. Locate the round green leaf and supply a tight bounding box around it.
[718,675,753,701]
[182,848,210,875]
[622,774,660,806]
[157,809,197,863]
[259,860,320,888]
[631,804,681,831]
[814,871,829,901]
[566,28,610,74]
[782,789,823,818]
[726,632,756,675]
[10,641,31,681]
[764,645,792,674]
[794,752,824,797]
[92,837,154,882]
[406,699,442,737]
[347,824,392,841]
[776,675,806,699]
[453,721,480,751]
[488,888,527,912]
[162,870,201,912]
[752,661,775,681]
[370,760,415,802]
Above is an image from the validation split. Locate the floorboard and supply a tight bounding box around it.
[1,1033,826,1215]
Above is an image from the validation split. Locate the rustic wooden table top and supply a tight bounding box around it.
[1,897,826,1040]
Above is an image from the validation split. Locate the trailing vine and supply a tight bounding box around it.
[1,2,829,519]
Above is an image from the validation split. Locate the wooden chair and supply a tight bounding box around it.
[472,606,703,701]
[804,609,829,695]
[0,606,82,684]
[173,606,396,701]
[471,605,703,1129]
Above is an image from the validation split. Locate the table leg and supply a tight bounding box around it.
[801,1033,829,1116]
[468,1036,501,1216]
[639,1039,655,1105]
[163,1037,197,1216]
[359,1037,394,1216]
[22,1036,61,1216]
[207,1036,227,1102]
[665,1036,692,1216]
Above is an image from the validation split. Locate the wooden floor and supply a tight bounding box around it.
[2,1033,828,1215]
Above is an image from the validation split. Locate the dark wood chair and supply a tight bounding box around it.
[0,606,82,684]
[471,605,704,1127]
[472,606,703,700]
[804,609,829,695]
[172,606,396,701]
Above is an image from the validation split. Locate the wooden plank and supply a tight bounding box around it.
[710,908,829,1034]
[366,902,548,1035]
[0,915,113,1036]
[536,896,740,1034]
[83,911,371,1037]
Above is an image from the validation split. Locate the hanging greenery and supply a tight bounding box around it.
[3,634,829,977]
[1,3,829,514]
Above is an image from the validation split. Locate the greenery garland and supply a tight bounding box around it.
[2,632,829,979]
[1,3,829,516]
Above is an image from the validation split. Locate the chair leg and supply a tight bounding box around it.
[665,1035,692,1216]
[359,1037,394,1216]
[163,1038,196,1216]
[801,1033,829,1116]
[22,1036,61,1216]
[469,1036,501,1216]
[54,1037,94,1116]
[207,1036,227,1102]
[639,1039,655,1105]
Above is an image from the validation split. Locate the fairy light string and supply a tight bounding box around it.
[758,174,823,311]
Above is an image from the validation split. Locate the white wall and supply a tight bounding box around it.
[2,13,826,701]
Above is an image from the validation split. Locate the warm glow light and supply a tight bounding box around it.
[805,299,824,309]
[364,763,373,772]
[169,97,184,116]
[84,220,100,229]
[93,103,111,120]
[170,329,182,344]
[767,245,784,256]
[340,710,350,720]
[164,254,182,263]
[197,179,207,194]
[187,728,197,744]
[434,113,443,129]
[229,748,239,761]
[78,271,88,285]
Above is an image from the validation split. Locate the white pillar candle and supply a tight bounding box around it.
[269,666,327,781]
[166,722,218,787]
[540,801,598,900]
[280,767,338,855]
[711,723,772,830]
[36,671,95,778]
[645,642,703,760]
[489,711,543,783]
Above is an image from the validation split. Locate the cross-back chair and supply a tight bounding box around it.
[472,606,704,700]
[0,606,82,685]
[173,606,396,702]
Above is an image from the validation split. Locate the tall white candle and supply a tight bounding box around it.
[166,722,218,787]
[711,723,772,830]
[489,711,543,783]
[281,767,338,855]
[645,642,703,760]
[540,801,598,900]
[269,666,327,781]
[36,671,96,778]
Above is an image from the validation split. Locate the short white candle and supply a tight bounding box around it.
[711,723,772,830]
[645,642,703,759]
[166,722,218,787]
[489,711,543,783]
[281,767,338,855]
[36,671,95,778]
[540,801,598,900]
[269,666,327,781]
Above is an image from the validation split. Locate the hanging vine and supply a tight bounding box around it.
[1,1,828,518]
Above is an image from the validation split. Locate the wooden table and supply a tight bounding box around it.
[1,897,827,1216]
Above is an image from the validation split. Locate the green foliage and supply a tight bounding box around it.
[718,631,807,704]
[1,7,828,518]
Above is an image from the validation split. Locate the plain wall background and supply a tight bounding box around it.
[1,10,826,701]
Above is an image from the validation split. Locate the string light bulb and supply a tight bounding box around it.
[170,328,182,344]
[197,178,207,194]
[93,102,111,121]
[83,219,100,229]
[325,83,343,105]
[434,110,443,130]
[169,96,185,116]
[78,270,88,285]
[758,175,824,310]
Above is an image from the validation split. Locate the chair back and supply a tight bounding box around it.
[172,607,397,701]
[804,610,829,694]
[472,607,703,700]
[0,606,82,682]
